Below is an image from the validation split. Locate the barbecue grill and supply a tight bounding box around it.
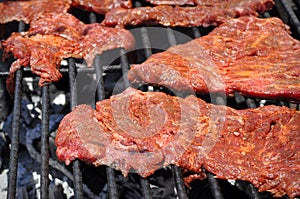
[0,0,299,198]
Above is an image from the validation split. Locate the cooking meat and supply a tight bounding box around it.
[72,0,132,14]
[102,0,274,27]
[55,87,300,198]
[145,0,195,6]
[128,16,300,102]
[145,0,271,6]
[0,0,71,24]
[1,13,135,92]
[0,0,132,24]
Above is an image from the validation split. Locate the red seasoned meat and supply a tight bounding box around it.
[72,0,132,14]
[102,0,274,27]
[1,13,135,92]
[0,0,71,24]
[128,16,300,102]
[145,0,195,5]
[55,87,300,198]
[145,0,272,6]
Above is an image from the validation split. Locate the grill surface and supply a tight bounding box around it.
[0,0,300,198]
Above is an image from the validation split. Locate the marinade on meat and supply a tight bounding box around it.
[145,0,195,6]
[55,87,300,198]
[0,0,132,24]
[0,0,71,24]
[145,0,271,6]
[1,13,135,92]
[72,0,132,14]
[128,16,300,102]
[102,0,274,27]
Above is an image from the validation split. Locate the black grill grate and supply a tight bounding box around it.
[1,0,299,198]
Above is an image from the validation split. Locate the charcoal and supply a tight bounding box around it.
[0,132,9,172]
[148,169,177,199]
[3,100,63,146]
[15,150,38,199]
[0,52,12,121]
[49,182,67,199]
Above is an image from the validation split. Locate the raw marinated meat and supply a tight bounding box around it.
[55,87,300,198]
[72,0,132,14]
[128,16,300,101]
[102,0,274,27]
[0,0,71,24]
[1,13,135,92]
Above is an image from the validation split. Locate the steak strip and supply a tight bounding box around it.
[0,0,71,24]
[55,87,300,198]
[0,0,132,24]
[145,0,195,6]
[1,13,135,92]
[102,0,274,27]
[72,0,132,14]
[128,16,300,102]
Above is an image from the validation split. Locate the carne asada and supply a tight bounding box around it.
[55,87,300,198]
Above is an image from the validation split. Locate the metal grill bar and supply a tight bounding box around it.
[135,1,152,58]
[208,95,225,199]
[248,184,260,199]
[207,173,224,199]
[95,54,106,101]
[40,85,50,199]
[68,58,84,199]
[164,27,189,199]
[140,177,152,199]
[280,0,300,36]
[7,69,23,199]
[120,49,131,89]
[94,54,119,199]
[7,20,25,199]
[166,28,177,46]
[246,99,257,108]
[172,165,188,199]
[191,26,225,199]
[130,5,157,198]
[106,167,118,199]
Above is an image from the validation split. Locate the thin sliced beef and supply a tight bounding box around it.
[72,0,132,14]
[145,0,195,6]
[128,16,300,102]
[55,87,300,198]
[102,0,274,27]
[145,0,271,6]
[0,0,132,24]
[1,13,135,91]
[0,0,71,24]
